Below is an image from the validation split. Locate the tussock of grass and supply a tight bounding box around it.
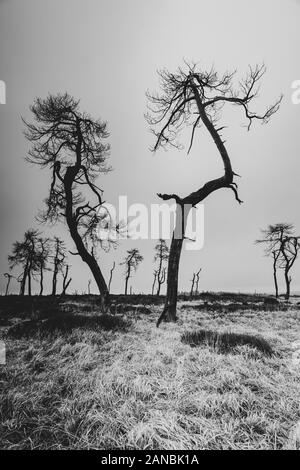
[0,296,299,450]
[6,314,130,339]
[181,330,274,356]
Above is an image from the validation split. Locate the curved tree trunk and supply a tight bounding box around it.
[64,166,110,312]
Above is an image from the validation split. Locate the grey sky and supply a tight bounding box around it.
[0,0,300,295]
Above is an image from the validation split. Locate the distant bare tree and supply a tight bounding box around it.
[152,269,158,295]
[121,248,143,295]
[190,273,196,298]
[281,235,300,300]
[154,239,169,295]
[36,237,51,295]
[108,261,116,293]
[87,279,92,295]
[146,62,282,326]
[51,237,66,296]
[190,268,202,298]
[23,93,117,310]
[8,229,41,296]
[3,273,14,296]
[61,264,72,296]
[256,224,300,299]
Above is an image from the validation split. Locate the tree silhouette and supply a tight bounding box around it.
[190,273,196,298]
[121,248,143,295]
[256,224,300,299]
[61,263,72,296]
[23,93,116,310]
[190,268,202,298]
[146,63,282,326]
[51,237,67,296]
[195,268,202,296]
[152,269,158,295]
[8,229,41,296]
[154,239,169,295]
[3,273,14,296]
[36,237,51,295]
[108,261,115,294]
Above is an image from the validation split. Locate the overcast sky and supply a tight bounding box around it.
[0,0,300,295]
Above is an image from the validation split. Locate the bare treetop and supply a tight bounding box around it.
[146,63,282,153]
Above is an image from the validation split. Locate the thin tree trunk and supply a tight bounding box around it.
[61,277,72,296]
[125,275,129,295]
[152,273,157,295]
[27,271,32,296]
[273,266,278,298]
[190,274,196,298]
[5,278,11,296]
[52,264,58,296]
[108,262,115,294]
[39,266,44,296]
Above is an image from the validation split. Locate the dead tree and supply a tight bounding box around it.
[195,268,202,295]
[3,273,14,296]
[152,269,158,295]
[190,273,196,298]
[256,224,296,299]
[61,263,72,295]
[154,239,169,295]
[51,237,66,296]
[36,237,50,295]
[23,93,117,311]
[8,229,41,296]
[108,261,116,293]
[280,235,300,300]
[146,63,282,326]
[87,279,92,295]
[121,248,143,295]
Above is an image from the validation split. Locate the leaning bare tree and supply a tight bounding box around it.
[154,239,169,295]
[24,93,115,310]
[146,63,282,326]
[121,248,143,295]
[108,261,116,293]
[194,268,202,296]
[3,273,14,296]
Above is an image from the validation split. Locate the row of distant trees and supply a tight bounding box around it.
[5,236,178,296]
[4,230,71,296]
[257,223,300,300]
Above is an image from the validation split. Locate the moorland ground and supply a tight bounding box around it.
[0,293,299,450]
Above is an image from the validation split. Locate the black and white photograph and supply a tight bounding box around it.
[0,0,300,454]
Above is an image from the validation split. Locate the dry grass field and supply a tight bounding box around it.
[0,293,299,450]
